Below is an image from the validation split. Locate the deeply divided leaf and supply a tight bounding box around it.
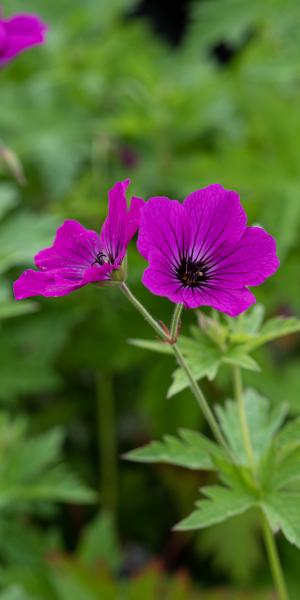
[262,492,300,549]
[125,429,223,470]
[175,484,256,531]
[216,389,287,465]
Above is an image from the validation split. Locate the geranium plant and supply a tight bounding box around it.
[14,180,300,600]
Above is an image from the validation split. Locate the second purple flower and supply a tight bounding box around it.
[14,180,143,299]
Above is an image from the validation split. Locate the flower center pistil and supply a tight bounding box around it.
[177,257,208,288]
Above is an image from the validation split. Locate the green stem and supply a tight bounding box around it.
[172,342,229,452]
[121,283,169,341]
[170,303,183,340]
[261,513,289,600]
[96,372,118,517]
[121,285,229,454]
[232,366,289,600]
[233,366,256,472]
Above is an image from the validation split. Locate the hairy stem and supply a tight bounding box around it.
[232,366,289,600]
[233,365,256,472]
[170,303,183,341]
[172,341,229,451]
[261,513,289,600]
[121,284,230,454]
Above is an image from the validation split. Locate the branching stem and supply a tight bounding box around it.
[232,365,289,600]
[121,285,230,454]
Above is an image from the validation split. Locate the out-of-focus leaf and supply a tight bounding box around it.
[0,310,81,401]
[244,317,300,351]
[0,211,59,273]
[0,184,20,218]
[0,301,37,320]
[78,511,121,571]
[0,587,35,600]
[222,348,260,371]
[0,413,96,508]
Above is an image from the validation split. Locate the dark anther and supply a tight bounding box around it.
[92,251,108,266]
[177,257,208,288]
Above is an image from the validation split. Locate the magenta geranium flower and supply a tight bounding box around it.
[137,184,279,317]
[14,180,143,300]
[0,10,47,67]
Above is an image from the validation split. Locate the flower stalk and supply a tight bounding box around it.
[261,513,289,600]
[172,341,229,451]
[121,284,230,455]
[170,303,183,342]
[232,365,289,600]
[233,366,256,473]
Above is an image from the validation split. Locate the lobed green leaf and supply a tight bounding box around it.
[125,429,223,470]
[175,484,256,531]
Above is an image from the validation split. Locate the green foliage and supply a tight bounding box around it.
[132,307,300,398]
[0,588,35,600]
[130,384,300,559]
[199,510,261,584]
[0,310,82,401]
[0,413,96,507]
[1,0,300,593]
[78,511,121,572]
[216,389,287,466]
[262,493,300,549]
[175,483,256,532]
[125,429,222,470]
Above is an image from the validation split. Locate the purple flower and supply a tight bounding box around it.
[0,10,47,67]
[137,184,279,317]
[14,180,143,300]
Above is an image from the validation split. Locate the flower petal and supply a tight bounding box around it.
[100,179,130,261]
[183,184,247,263]
[180,285,256,316]
[35,220,101,272]
[137,197,191,268]
[13,269,84,299]
[141,250,256,316]
[82,263,113,285]
[125,196,144,247]
[209,226,280,288]
[14,261,112,300]
[141,250,183,301]
[0,14,47,65]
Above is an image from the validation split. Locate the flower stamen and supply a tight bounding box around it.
[177,258,208,288]
[92,251,109,266]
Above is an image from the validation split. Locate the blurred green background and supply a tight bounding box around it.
[0,0,300,597]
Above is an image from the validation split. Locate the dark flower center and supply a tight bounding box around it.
[177,257,209,288]
[92,251,109,266]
